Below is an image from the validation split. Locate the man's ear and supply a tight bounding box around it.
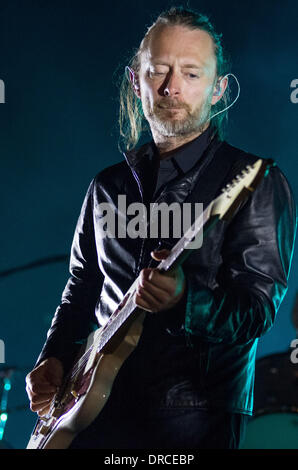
[126,66,141,98]
[133,75,141,99]
[211,75,228,105]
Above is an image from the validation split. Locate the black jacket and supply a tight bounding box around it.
[37,134,297,416]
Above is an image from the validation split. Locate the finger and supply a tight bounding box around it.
[138,278,174,304]
[135,286,166,312]
[30,397,53,413]
[31,400,52,413]
[151,249,170,260]
[30,392,56,405]
[26,380,57,396]
[37,403,52,417]
[140,268,176,293]
[134,292,159,313]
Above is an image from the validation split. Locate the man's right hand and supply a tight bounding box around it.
[25,357,64,417]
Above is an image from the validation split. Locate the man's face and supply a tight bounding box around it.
[136,25,218,137]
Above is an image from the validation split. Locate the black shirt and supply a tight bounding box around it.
[151,125,213,199]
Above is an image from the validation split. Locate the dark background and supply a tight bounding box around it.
[0,0,297,449]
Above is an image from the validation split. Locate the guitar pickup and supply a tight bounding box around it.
[39,424,50,436]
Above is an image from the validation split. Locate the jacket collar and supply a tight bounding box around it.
[123,132,223,202]
[123,141,155,170]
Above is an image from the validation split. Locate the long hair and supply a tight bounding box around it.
[118,6,232,152]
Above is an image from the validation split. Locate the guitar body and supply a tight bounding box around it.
[27,311,145,449]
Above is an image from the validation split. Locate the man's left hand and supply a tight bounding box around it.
[134,249,186,313]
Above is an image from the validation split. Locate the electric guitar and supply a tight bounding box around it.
[27,157,273,449]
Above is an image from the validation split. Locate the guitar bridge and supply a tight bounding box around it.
[71,389,79,399]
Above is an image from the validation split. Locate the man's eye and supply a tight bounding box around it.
[148,69,167,77]
[187,73,199,79]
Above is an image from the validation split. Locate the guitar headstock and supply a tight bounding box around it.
[211,158,275,221]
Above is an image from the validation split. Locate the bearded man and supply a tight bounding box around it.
[26,7,296,449]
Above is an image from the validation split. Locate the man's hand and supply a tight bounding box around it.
[134,249,186,313]
[25,357,64,416]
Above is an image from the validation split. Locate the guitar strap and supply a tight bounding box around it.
[184,136,259,210]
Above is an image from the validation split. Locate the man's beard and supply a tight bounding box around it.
[143,93,213,137]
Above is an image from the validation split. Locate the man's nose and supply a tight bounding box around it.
[161,71,182,96]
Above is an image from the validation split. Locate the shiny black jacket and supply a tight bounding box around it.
[37,135,297,415]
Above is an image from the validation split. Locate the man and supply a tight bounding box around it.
[26,7,296,449]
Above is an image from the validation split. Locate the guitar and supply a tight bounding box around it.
[27,157,273,449]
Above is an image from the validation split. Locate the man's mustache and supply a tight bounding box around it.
[156,100,189,110]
